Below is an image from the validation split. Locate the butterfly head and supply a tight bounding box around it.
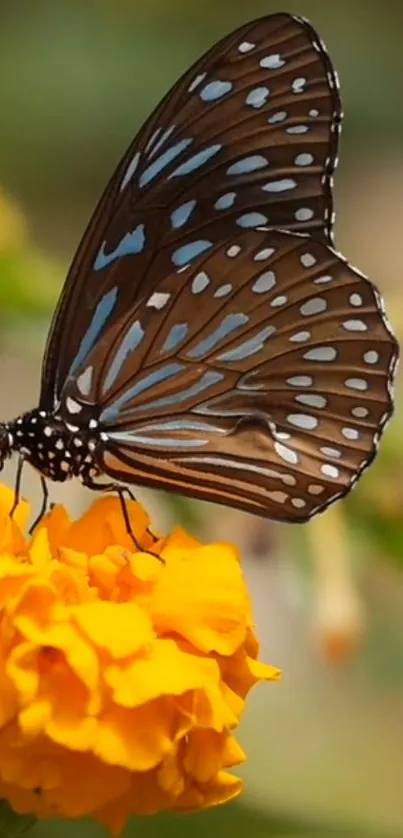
[0,423,12,471]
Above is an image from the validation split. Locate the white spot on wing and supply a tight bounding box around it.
[345,378,369,391]
[226,245,241,258]
[274,441,298,465]
[287,413,318,430]
[238,41,255,53]
[260,54,285,69]
[300,298,327,316]
[252,271,276,293]
[77,366,93,397]
[254,247,275,261]
[287,375,313,387]
[188,72,207,92]
[147,291,171,310]
[364,350,379,364]
[321,463,340,479]
[192,272,210,294]
[304,347,337,362]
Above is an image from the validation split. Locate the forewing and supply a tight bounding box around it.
[41,12,341,407]
[60,229,398,522]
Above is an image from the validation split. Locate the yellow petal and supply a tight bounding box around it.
[0,480,276,825]
[149,543,249,655]
[96,702,175,771]
[0,485,30,537]
[72,601,154,657]
[34,504,71,552]
[29,528,52,569]
[65,497,150,554]
[173,771,242,812]
[105,639,219,708]
[184,729,237,783]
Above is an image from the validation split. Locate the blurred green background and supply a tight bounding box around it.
[1,1,403,836]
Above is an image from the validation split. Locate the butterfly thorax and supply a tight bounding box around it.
[6,409,101,483]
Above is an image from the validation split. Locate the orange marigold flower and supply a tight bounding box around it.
[0,485,280,834]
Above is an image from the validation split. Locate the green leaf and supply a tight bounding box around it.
[0,800,36,838]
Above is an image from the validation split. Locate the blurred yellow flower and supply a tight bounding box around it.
[0,485,279,835]
[0,189,27,251]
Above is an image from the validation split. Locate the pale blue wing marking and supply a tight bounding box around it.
[100,363,186,423]
[94,225,145,271]
[246,87,270,108]
[262,178,297,193]
[200,80,233,101]
[161,323,189,353]
[214,192,236,210]
[237,212,268,228]
[168,144,222,178]
[227,155,267,175]
[171,200,197,229]
[216,325,276,362]
[172,240,213,267]
[146,125,176,159]
[136,419,225,434]
[187,313,249,359]
[68,287,118,378]
[120,152,141,191]
[107,431,208,448]
[139,138,193,187]
[127,370,225,413]
[102,320,145,394]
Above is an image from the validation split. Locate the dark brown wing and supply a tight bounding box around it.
[40,13,341,408]
[59,229,397,522]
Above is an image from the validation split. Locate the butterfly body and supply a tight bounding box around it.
[0,13,398,524]
[0,410,100,484]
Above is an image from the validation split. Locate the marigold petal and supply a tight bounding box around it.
[7,642,40,704]
[10,619,99,695]
[220,647,282,698]
[0,513,26,556]
[35,504,71,553]
[149,543,249,655]
[164,527,200,551]
[183,729,244,783]
[72,601,154,657]
[0,481,277,828]
[177,682,239,731]
[156,751,185,796]
[29,528,52,570]
[65,497,150,554]
[247,657,282,682]
[105,639,220,708]
[173,771,242,812]
[0,485,29,539]
[221,734,246,768]
[0,559,35,610]
[96,701,176,771]
[0,655,18,726]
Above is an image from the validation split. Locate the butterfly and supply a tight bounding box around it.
[1,12,398,528]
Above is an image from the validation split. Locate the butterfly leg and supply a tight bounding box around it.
[29,477,50,534]
[115,486,160,546]
[9,455,24,519]
[83,477,163,561]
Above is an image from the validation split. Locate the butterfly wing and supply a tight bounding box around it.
[41,12,341,408]
[59,229,397,522]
